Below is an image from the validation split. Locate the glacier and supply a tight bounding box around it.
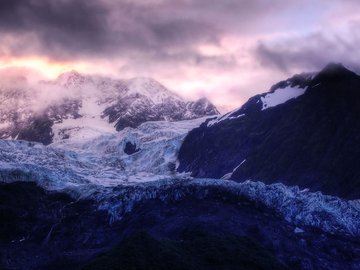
[0,117,208,187]
[90,178,360,237]
[0,115,360,240]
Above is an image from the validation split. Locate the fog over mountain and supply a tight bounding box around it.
[0,71,218,144]
[1,0,360,109]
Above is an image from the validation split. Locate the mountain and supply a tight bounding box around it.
[1,64,360,269]
[178,63,360,199]
[0,71,219,145]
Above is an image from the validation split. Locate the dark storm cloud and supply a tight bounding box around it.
[3,0,360,109]
[3,0,360,79]
[0,0,288,64]
[255,28,360,73]
[256,33,360,72]
[0,0,109,56]
[0,0,105,31]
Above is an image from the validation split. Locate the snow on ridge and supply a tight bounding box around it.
[207,83,308,127]
[207,111,245,127]
[125,77,182,105]
[52,96,116,142]
[55,72,184,107]
[261,86,307,110]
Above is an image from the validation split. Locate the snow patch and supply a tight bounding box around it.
[52,97,116,142]
[0,121,11,129]
[221,159,246,179]
[220,173,232,180]
[235,159,246,170]
[294,227,305,234]
[207,112,245,127]
[126,77,182,105]
[261,86,306,110]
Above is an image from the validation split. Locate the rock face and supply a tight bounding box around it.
[123,141,140,155]
[0,71,219,145]
[178,64,360,199]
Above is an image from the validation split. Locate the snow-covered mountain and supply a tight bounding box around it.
[178,63,360,199]
[1,64,360,269]
[1,65,359,235]
[0,71,219,144]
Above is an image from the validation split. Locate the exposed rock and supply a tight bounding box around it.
[124,141,140,155]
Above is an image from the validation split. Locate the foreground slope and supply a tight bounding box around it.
[2,180,360,270]
[178,64,360,199]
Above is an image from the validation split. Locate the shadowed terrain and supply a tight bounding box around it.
[178,64,360,199]
[1,182,360,270]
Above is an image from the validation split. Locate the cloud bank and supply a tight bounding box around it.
[0,0,360,110]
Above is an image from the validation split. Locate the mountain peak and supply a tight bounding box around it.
[57,70,82,79]
[315,63,359,81]
[56,70,88,87]
[125,77,182,104]
[321,63,348,73]
[127,76,159,84]
[195,97,220,114]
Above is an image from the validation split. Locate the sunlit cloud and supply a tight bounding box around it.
[0,57,77,79]
[0,0,359,111]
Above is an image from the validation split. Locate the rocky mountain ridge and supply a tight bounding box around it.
[178,63,360,199]
[0,71,219,145]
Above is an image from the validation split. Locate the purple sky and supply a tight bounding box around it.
[0,0,360,111]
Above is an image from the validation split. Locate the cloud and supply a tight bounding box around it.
[254,16,360,73]
[0,0,294,61]
[0,0,327,75]
[0,0,109,58]
[2,0,360,110]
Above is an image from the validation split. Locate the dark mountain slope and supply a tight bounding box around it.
[2,182,359,270]
[178,64,360,199]
[84,190,360,270]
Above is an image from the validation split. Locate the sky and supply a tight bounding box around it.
[0,0,360,111]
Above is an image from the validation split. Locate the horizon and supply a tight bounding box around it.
[1,0,360,111]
